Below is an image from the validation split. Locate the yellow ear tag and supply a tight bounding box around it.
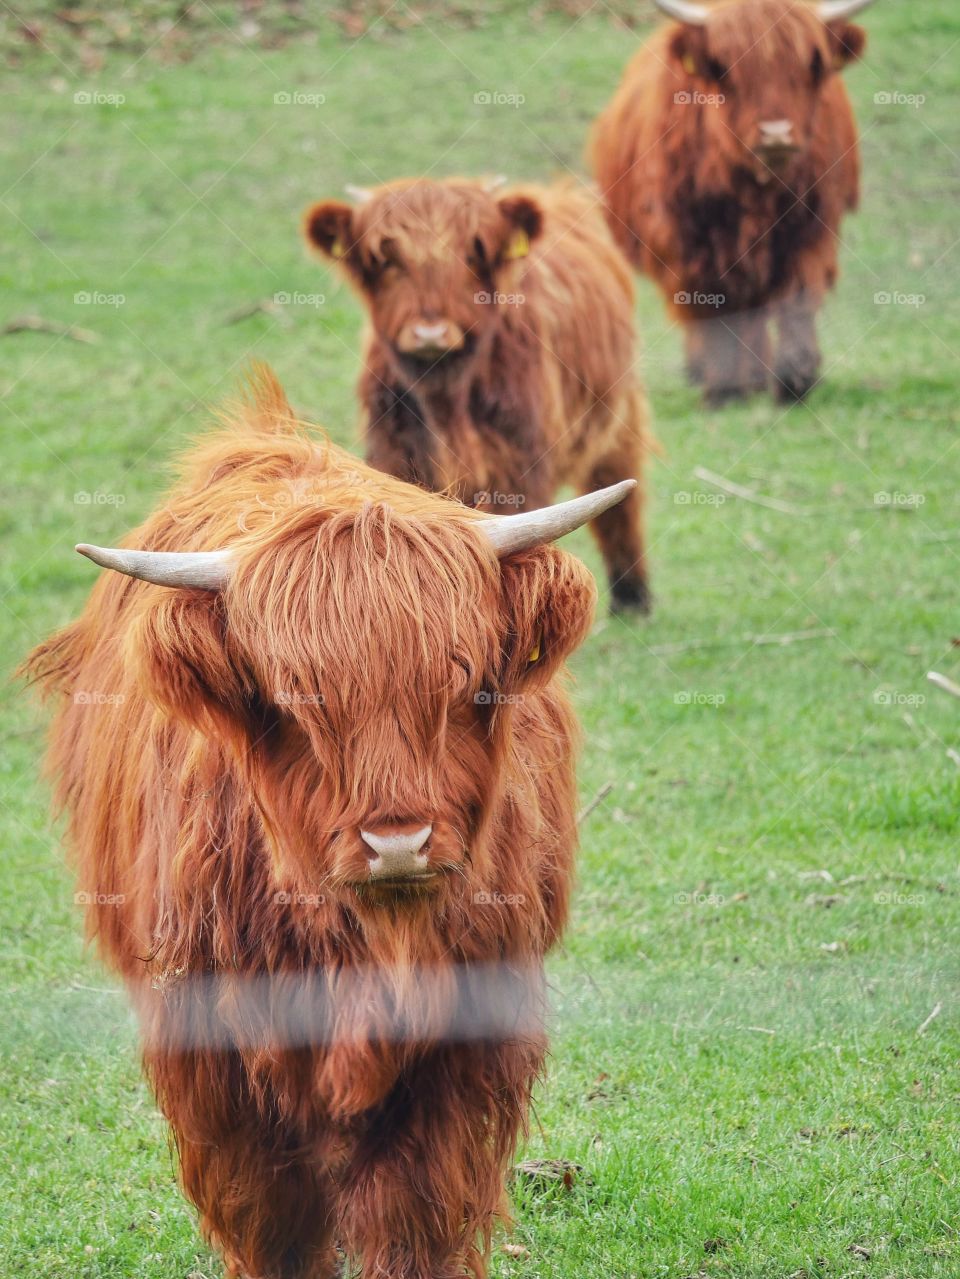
[528,638,541,664]
[682,54,697,75]
[331,236,346,259]
[505,228,530,261]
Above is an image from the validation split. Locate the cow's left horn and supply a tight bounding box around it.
[481,481,637,558]
[75,544,233,590]
[653,0,709,23]
[344,184,373,203]
[819,0,876,18]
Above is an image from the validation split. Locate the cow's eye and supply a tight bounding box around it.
[705,57,729,83]
[811,47,826,86]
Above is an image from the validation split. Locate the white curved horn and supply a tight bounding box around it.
[483,174,509,194]
[344,184,373,204]
[653,0,710,23]
[75,544,233,590]
[819,0,875,19]
[482,481,637,558]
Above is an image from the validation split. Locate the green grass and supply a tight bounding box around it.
[3,3,960,1276]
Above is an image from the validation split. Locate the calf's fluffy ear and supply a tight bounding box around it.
[497,548,596,692]
[497,194,544,261]
[668,24,708,75]
[828,21,866,66]
[130,592,255,741]
[303,200,356,261]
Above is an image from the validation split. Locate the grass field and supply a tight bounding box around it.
[2,3,959,1276]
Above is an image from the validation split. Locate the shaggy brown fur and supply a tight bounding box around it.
[590,0,866,404]
[24,369,598,1279]
[303,177,651,613]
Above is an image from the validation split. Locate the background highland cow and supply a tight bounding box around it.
[304,178,652,613]
[591,0,869,405]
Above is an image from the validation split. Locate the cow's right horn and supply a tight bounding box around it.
[653,0,710,23]
[75,544,234,590]
[481,481,637,558]
[819,0,876,18]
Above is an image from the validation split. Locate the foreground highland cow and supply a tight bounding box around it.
[591,0,872,404]
[26,370,633,1279]
[303,177,652,613]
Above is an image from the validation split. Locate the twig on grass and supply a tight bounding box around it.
[2,314,98,343]
[647,628,836,657]
[223,299,292,327]
[916,1002,943,1037]
[694,466,811,516]
[577,781,613,825]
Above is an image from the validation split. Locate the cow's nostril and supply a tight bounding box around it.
[360,824,433,862]
[412,321,449,344]
[758,119,795,145]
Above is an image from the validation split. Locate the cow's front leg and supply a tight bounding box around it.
[700,309,771,405]
[774,289,823,402]
[337,1041,539,1279]
[147,1047,339,1279]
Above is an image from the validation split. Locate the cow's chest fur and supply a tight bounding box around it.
[671,171,825,309]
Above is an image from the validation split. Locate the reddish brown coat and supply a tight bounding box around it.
[25,371,597,1279]
[590,0,867,403]
[305,178,651,612]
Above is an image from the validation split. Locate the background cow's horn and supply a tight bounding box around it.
[481,481,637,558]
[75,544,234,590]
[653,0,710,23]
[819,0,875,18]
[818,0,869,18]
[344,184,373,203]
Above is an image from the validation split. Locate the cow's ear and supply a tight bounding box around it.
[303,200,356,262]
[497,548,596,693]
[497,194,543,262]
[131,591,255,742]
[668,23,709,76]
[827,21,866,67]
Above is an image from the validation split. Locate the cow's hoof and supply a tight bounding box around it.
[610,578,651,616]
[703,383,752,407]
[774,360,820,402]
